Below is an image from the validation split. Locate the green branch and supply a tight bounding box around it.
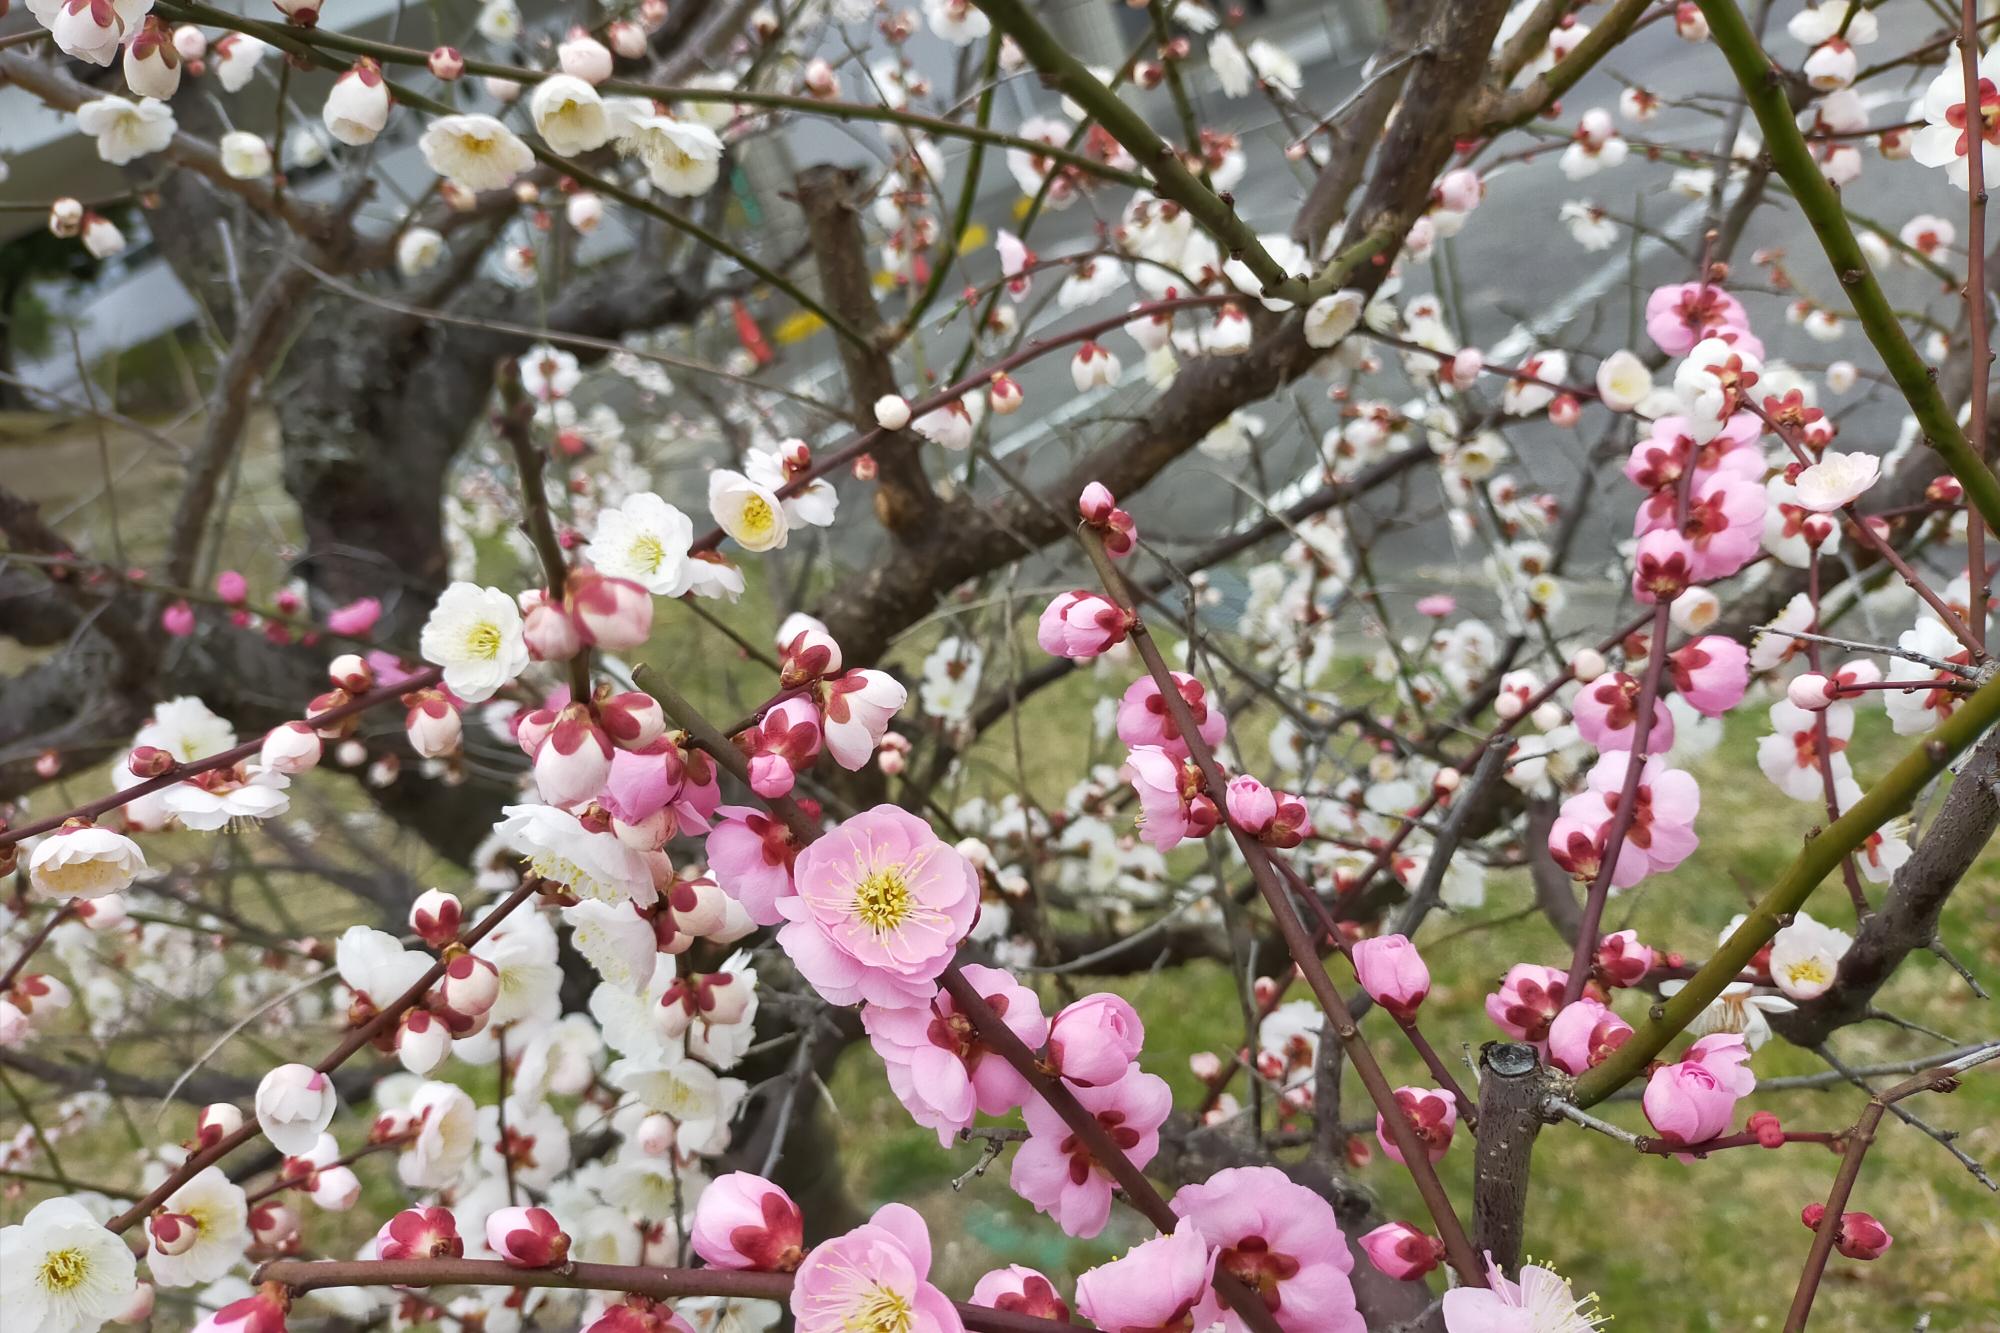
[1694,0,2000,535]
[1572,667,2000,1106]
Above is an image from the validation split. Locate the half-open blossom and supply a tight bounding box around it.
[1351,934,1430,1020]
[1037,590,1132,659]
[124,19,181,99]
[1911,43,2000,190]
[709,469,790,553]
[0,1195,138,1333]
[970,1266,1069,1322]
[690,1173,805,1271]
[1643,1033,1755,1151]
[1125,745,1219,851]
[255,1064,337,1155]
[739,696,821,798]
[1074,1217,1215,1331]
[1799,1205,1893,1260]
[1224,774,1310,848]
[616,111,725,196]
[1486,964,1568,1042]
[191,1288,287,1333]
[1595,929,1654,987]
[1376,1087,1457,1165]
[818,669,907,770]
[1571,671,1676,752]
[1547,998,1633,1075]
[863,964,1046,1143]
[790,1203,963,1333]
[777,805,979,1007]
[27,823,144,899]
[1117,671,1226,759]
[1172,1165,1363,1332]
[1668,635,1749,717]
[496,803,654,905]
[531,74,611,154]
[1012,1068,1171,1238]
[147,1167,248,1287]
[323,59,390,145]
[1047,991,1143,1087]
[567,569,654,650]
[706,806,803,925]
[1078,481,1137,556]
[375,1206,462,1261]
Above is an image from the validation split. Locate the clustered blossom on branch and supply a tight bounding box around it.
[7,0,2000,1331]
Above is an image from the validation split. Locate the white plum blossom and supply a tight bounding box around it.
[75,96,175,165]
[0,1196,138,1333]
[1911,43,2000,190]
[708,469,790,552]
[1794,450,1880,511]
[218,132,271,180]
[419,114,535,192]
[616,113,724,196]
[420,582,531,702]
[146,1167,248,1287]
[530,74,611,155]
[1769,913,1854,1000]
[28,825,145,900]
[586,492,698,596]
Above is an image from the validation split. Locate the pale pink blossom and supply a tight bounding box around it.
[1486,964,1569,1042]
[1571,672,1676,752]
[1643,1033,1755,1151]
[969,1267,1069,1322]
[1644,281,1749,357]
[1073,1217,1216,1330]
[790,1203,963,1333]
[1351,934,1430,1020]
[777,805,979,1007]
[1116,671,1226,759]
[1224,774,1310,848]
[706,806,803,925]
[1047,992,1143,1087]
[1171,1165,1363,1332]
[1547,998,1633,1075]
[1125,745,1219,852]
[1375,1086,1457,1166]
[1037,590,1132,659]
[486,1206,569,1267]
[1669,635,1750,716]
[1011,1068,1171,1237]
[861,963,1046,1143]
[1359,1222,1443,1282]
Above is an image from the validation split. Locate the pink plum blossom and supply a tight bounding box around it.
[1171,1165,1364,1333]
[1669,635,1750,716]
[1011,1068,1171,1238]
[1073,1217,1216,1332]
[777,805,979,1007]
[375,1205,462,1261]
[790,1202,963,1333]
[1571,672,1676,752]
[739,696,822,798]
[706,805,804,925]
[1351,934,1430,1020]
[1116,672,1227,760]
[326,597,382,636]
[1126,745,1220,851]
[860,963,1047,1144]
[486,1206,569,1267]
[1595,930,1655,987]
[1486,964,1569,1042]
[1375,1087,1457,1166]
[689,1172,804,1271]
[1038,590,1133,659]
[1644,281,1749,357]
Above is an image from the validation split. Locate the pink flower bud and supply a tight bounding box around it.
[197,1102,244,1147]
[486,1205,569,1268]
[1376,1086,1457,1165]
[325,597,381,637]
[1833,1211,1892,1260]
[568,571,653,651]
[1747,1110,1785,1148]
[1644,1034,1753,1149]
[1549,393,1582,427]
[405,691,463,758]
[1047,993,1144,1087]
[988,372,1023,414]
[1351,934,1430,1021]
[1486,964,1568,1042]
[216,570,249,605]
[273,0,321,24]
[192,1290,287,1333]
[533,703,613,807]
[250,1200,299,1245]
[1078,481,1117,524]
[150,1212,201,1256]
[689,1172,804,1271]
[321,654,370,695]
[1787,672,1835,710]
[128,745,175,778]
[440,952,500,1017]
[600,692,666,751]
[1595,929,1654,987]
[377,1205,463,1261]
[1359,1221,1443,1281]
[428,45,463,79]
[607,20,647,58]
[410,889,461,946]
[162,601,196,636]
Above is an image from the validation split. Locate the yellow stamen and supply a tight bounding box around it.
[38,1248,89,1293]
[845,1285,913,1333]
[852,867,913,932]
